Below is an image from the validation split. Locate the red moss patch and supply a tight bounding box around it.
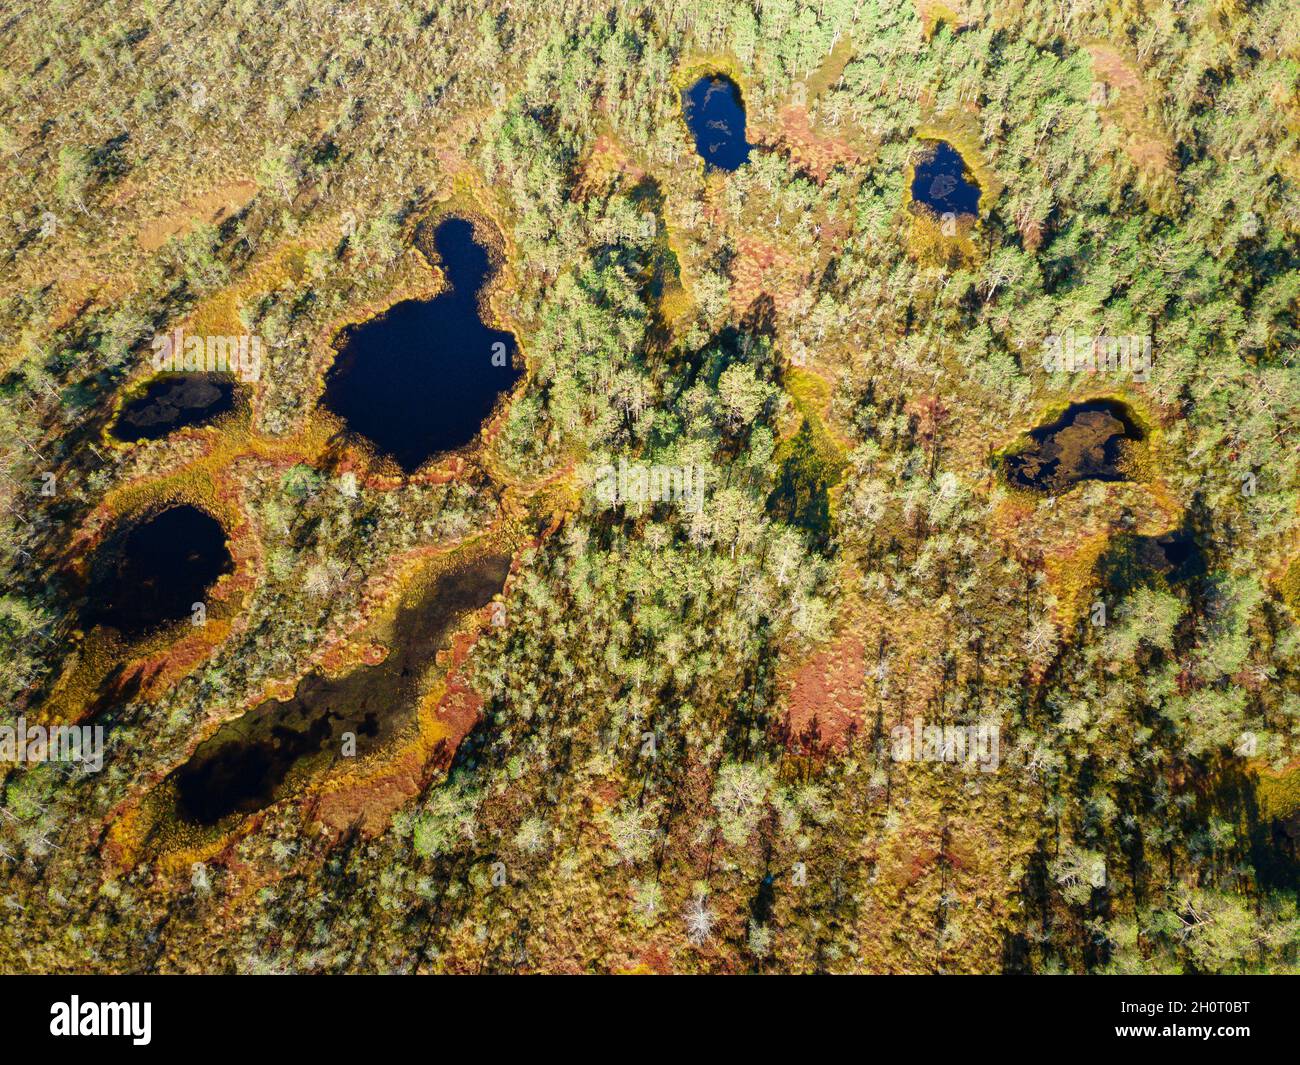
[781,625,868,751]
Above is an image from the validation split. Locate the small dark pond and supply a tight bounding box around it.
[111,373,237,442]
[322,217,521,473]
[683,75,753,171]
[1098,523,1207,593]
[84,504,233,636]
[172,553,511,825]
[912,141,980,217]
[1004,400,1144,493]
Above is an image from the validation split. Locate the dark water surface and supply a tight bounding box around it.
[112,374,237,441]
[173,553,512,825]
[1099,523,1207,593]
[912,140,980,217]
[683,75,753,171]
[85,505,232,635]
[322,217,521,472]
[1004,400,1144,492]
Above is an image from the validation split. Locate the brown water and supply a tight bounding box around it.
[1004,400,1143,492]
[172,553,511,825]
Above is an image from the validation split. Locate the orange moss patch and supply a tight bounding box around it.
[137,179,259,252]
[424,628,491,768]
[1085,43,1176,193]
[310,744,430,837]
[1279,553,1300,614]
[1086,44,1142,94]
[1256,760,1300,821]
[780,557,968,755]
[47,271,133,333]
[187,240,311,339]
[317,639,388,675]
[754,106,862,183]
[914,0,974,36]
[1043,531,1112,632]
[879,824,942,889]
[906,208,978,269]
[574,133,645,200]
[729,237,806,317]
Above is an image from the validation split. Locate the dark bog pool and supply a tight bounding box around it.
[84,505,232,635]
[1004,400,1144,492]
[1098,524,1207,592]
[111,374,237,441]
[683,75,753,171]
[912,141,980,217]
[322,217,521,472]
[173,553,512,825]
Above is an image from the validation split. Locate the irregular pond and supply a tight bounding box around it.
[322,217,521,473]
[912,140,980,217]
[1003,400,1144,493]
[84,504,233,636]
[683,75,753,171]
[172,553,511,825]
[1129,526,1205,585]
[111,373,237,442]
[1098,523,1206,593]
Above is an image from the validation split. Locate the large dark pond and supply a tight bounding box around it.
[683,75,753,171]
[912,140,980,217]
[322,217,521,473]
[172,553,511,825]
[84,505,233,635]
[111,373,237,442]
[1003,400,1144,493]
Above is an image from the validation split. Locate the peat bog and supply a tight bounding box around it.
[912,140,980,217]
[172,553,512,826]
[683,75,753,171]
[83,504,233,636]
[1003,400,1145,493]
[1098,522,1207,594]
[322,216,521,473]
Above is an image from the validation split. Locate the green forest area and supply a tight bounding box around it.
[0,0,1298,974]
